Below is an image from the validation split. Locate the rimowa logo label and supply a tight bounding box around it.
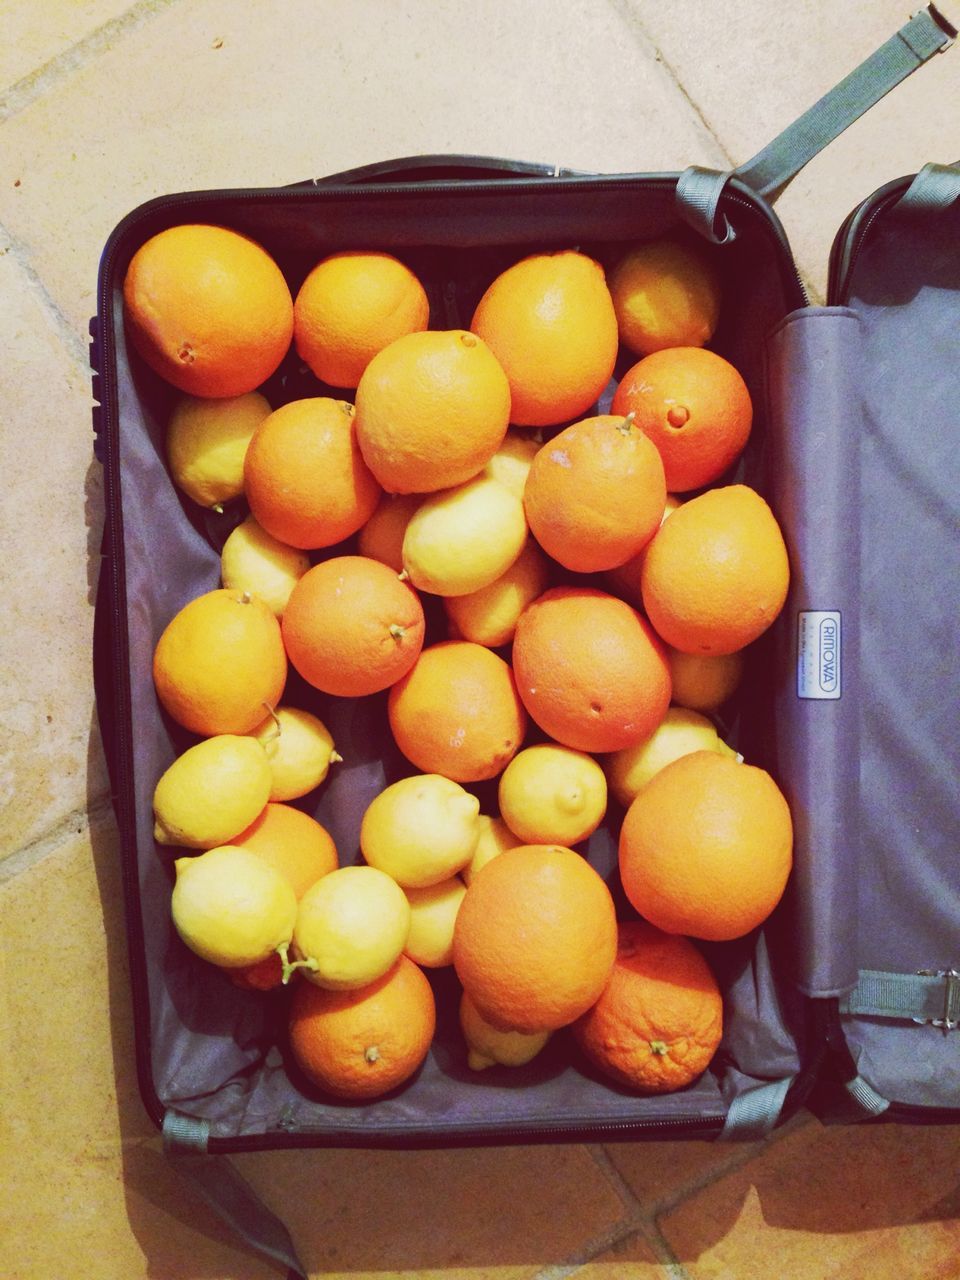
[797,610,842,700]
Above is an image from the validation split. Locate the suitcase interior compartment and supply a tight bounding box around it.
[827,190,960,1111]
[102,175,811,1145]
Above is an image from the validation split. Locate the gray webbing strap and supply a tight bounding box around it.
[162,1111,308,1280]
[839,968,960,1029]
[845,1074,891,1117]
[676,6,956,240]
[720,1075,794,1141]
[891,159,960,217]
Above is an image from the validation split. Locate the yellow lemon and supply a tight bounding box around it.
[402,474,527,596]
[403,876,468,968]
[459,991,551,1071]
[357,493,422,573]
[153,734,271,848]
[498,743,607,846]
[606,706,739,808]
[360,773,480,888]
[248,706,341,801]
[482,429,540,498]
[166,391,271,509]
[220,516,311,617]
[171,845,297,967]
[291,864,411,990]
[608,237,721,357]
[461,814,519,886]
[443,539,550,648]
[666,647,744,714]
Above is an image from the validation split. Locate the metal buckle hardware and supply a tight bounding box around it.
[915,968,960,1031]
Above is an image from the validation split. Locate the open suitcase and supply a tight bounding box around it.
[90,8,959,1275]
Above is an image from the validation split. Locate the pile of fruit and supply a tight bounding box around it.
[125,221,793,1103]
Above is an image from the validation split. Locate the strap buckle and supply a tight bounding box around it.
[923,4,958,49]
[914,968,960,1031]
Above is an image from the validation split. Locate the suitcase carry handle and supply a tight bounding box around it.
[293,153,589,188]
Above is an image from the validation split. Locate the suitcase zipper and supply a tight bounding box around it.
[826,178,912,304]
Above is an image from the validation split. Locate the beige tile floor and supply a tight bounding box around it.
[2,2,959,1276]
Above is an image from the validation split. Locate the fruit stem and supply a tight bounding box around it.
[240,590,252,604]
[277,942,319,986]
[211,502,224,514]
[329,750,343,764]
[389,623,406,642]
[649,1040,669,1056]
[617,412,637,435]
[364,1045,380,1064]
[397,569,410,582]
[261,703,282,744]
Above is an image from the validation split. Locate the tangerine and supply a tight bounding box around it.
[232,802,338,899]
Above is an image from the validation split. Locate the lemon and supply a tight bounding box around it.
[220,516,311,617]
[166,391,271,509]
[459,991,551,1071]
[402,474,528,597]
[403,876,467,968]
[461,814,518,886]
[443,539,550,648]
[360,773,481,888]
[291,864,411,989]
[357,493,422,573]
[667,647,744,714]
[248,706,341,801]
[606,706,739,808]
[609,237,721,357]
[171,845,297,967]
[153,735,271,848]
[482,429,540,498]
[498,743,607,846]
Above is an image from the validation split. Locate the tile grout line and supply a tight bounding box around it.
[0,794,114,885]
[0,219,91,370]
[0,0,183,125]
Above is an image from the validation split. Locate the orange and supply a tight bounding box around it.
[387,641,527,783]
[511,587,670,753]
[357,493,422,573]
[452,844,617,1033]
[231,802,338,899]
[641,484,790,655]
[282,555,425,697]
[122,224,292,398]
[611,347,752,492]
[293,251,429,388]
[523,414,666,572]
[618,750,793,941]
[470,250,619,427]
[152,588,287,736]
[226,952,286,991]
[572,920,723,1093]
[243,397,381,550]
[608,236,721,357]
[354,330,510,493]
[667,647,744,713]
[603,494,682,607]
[288,954,436,1101]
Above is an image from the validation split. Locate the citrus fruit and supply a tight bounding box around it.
[152,734,271,849]
[243,397,381,550]
[461,814,519,886]
[288,954,435,1101]
[403,876,468,968]
[166,391,271,510]
[123,224,292,397]
[572,919,723,1093]
[459,991,551,1071]
[470,250,618,427]
[401,474,528,597]
[232,802,338,898]
[605,706,738,809]
[667,647,745,713]
[482,429,540,497]
[290,864,411,990]
[387,641,527,783]
[512,586,670,753]
[641,484,790,655]
[498,743,607,846]
[357,493,422,573]
[523,413,666,572]
[153,588,287,736]
[611,347,752,492]
[248,706,341,801]
[603,494,681,608]
[220,516,310,618]
[293,250,429,388]
[354,329,510,493]
[171,845,297,967]
[453,843,617,1033]
[608,236,721,357]
[443,539,550,648]
[619,750,793,941]
[359,772,480,888]
[281,555,425,697]
[226,952,286,992]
